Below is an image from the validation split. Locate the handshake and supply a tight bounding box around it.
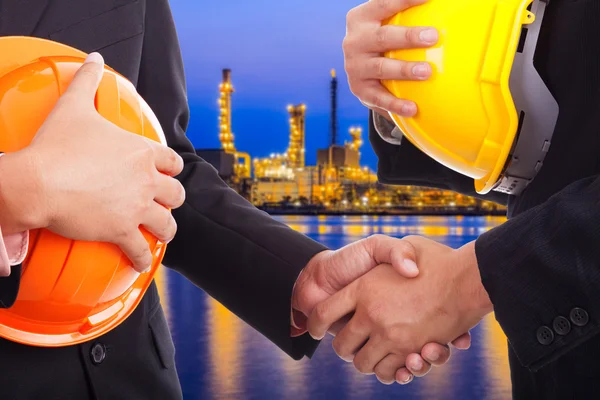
[292,235,494,385]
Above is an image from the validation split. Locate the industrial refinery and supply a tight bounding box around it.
[195,68,505,215]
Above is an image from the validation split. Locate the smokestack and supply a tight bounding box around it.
[330,69,338,147]
[222,68,231,83]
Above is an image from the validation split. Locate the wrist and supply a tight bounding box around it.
[0,150,48,232]
[455,241,494,318]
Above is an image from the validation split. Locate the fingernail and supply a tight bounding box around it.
[428,352,439,362]
[84,52,104,65]
[411,359,423,371]
[141,265,152,274]
[401,103,417,116]
[412,63,431,78]
[419,28,438,44]
[400,374,413,385]
[403,259,419,274]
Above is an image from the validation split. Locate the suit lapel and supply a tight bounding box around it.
[1,0,50,36]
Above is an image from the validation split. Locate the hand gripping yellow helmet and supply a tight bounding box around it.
[382,0,558,195]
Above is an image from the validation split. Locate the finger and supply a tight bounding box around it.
[331,318,371,362]
[116,230,154,273]
[307,284,358,340]
[451,332,472,350]
[366,234,419,278]
[62,52,105,105]
[367,25,439,53]
[421,343,451,366]
[360,85,417,118]
[362,57,432,81]
[396,368,414,385]
[141,204,177,244]
[405,353,432,377]
[353,0,429,22]
[327,314,352,336]
[374,354,406,385]
[353,337,391,375]
[150,142,184,177]
[154,173,186,209]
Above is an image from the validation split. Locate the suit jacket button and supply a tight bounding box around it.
[536,326,554,345]
[90,342,107,365]
[553,316,571,336]
[570,308,589,327]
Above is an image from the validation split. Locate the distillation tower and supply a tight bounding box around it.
[286,104,306,169]
[253,104,306,179]
[218,69,251,178]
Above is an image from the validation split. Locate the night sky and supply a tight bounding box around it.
[169,0,378,169]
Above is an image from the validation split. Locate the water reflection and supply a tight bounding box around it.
[156,215,511,399]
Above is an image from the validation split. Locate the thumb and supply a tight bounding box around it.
[62,52,105,105]
[368,235,420,278]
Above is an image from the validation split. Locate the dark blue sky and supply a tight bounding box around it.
[169,0,378,168]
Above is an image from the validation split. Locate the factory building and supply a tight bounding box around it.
[193,67,505,214]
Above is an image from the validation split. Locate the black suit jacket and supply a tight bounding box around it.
[0,1,324,398]
[371,0,600,397]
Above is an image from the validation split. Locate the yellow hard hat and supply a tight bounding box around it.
[382,0,558,195]
[0,36,168,347]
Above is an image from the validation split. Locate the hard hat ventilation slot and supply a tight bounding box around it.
[517,28,529,54]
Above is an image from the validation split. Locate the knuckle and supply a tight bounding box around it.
[370,94,384,109]
[374,368,395,385]
[175,182,186,207]
[372,57,385,79]
[404,26,416,45]
[313,302,330,324]
[342,36,355,54]
[366,302,384,323]
[166,216,178,240]
[78,65,99,80]
[375,0,393,15]
[114,224,132,242]
[346,319,367,338]
[167,149,181,170]
[137,199,153,216]
[353,356,373,374]
[332,338,349,359]
[387,326,406,344]
[131,243,150,264]
[368,233,385,243]
[374,26,388,49]
[400,61,413,78]
[345,7,359,26]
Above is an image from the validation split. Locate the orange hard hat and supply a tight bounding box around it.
[0,36,168,347]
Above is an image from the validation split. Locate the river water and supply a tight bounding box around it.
[154,215,512,399]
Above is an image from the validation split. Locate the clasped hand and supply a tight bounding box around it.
[294,235,493,385]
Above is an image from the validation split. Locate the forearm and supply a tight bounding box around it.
[475,174,600,371]
[164,157,326,359]
[139,0,325,359]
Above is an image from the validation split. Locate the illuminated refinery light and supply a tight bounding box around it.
[218,68,250,178]
[220,68,494,212]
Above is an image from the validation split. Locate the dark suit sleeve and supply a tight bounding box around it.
[475,174,600,371]
[136,0,325,360]
[368,111,509,205]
